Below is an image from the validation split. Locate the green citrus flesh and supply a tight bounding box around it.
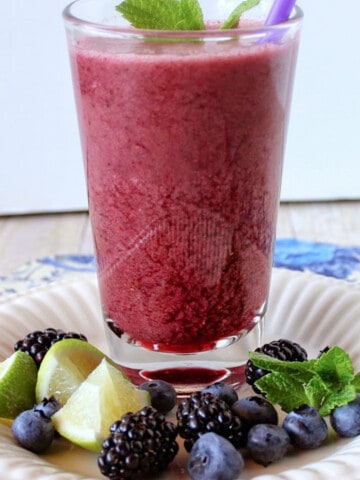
[35,338,119,406]
[52,358,150,451]
[0,351,37,419]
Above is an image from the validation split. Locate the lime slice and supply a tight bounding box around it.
[52,358,150,451]
[35,338,117,405]
[0,351,37,419]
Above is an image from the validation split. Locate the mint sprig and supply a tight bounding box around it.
[116,0,205,30]
[249,346,360,416]
[221,0,261,29]
[115,0,259,31]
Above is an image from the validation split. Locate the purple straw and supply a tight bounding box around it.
[265,0,297,25]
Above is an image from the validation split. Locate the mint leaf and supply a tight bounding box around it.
[116,0,205,30]
[319,384,356,416]
[116,0,178,30]
[249,352,317,382]
[221,0,261,29]
[316,346,355,388]
[177,0,204,30]
[250,346,360,416]
[116,0,260,31]
[304,376,329,409]
[352,372,360,392]
[255,372,309,412]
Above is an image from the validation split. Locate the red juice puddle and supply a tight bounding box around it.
[141,367,229,386]
[120,363,247,394]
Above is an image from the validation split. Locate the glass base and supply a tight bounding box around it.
[104,315,265,395]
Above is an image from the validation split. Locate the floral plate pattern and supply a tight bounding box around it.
[1,239,360,298]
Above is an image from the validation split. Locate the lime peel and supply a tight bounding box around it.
[0,351,37,419]
[35,338,118,405]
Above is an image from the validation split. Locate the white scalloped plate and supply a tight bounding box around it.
[0,268,360,480]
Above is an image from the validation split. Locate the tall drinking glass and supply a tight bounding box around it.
[63,0,303,393]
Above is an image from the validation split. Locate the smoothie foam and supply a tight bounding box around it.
[70,34,298,352]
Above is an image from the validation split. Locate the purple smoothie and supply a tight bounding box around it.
[70,29,299,353]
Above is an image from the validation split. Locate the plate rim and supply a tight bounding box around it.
[0,267,360,480]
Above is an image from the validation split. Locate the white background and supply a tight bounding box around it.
[283,0,360,201]
[1,0,359,215]
[1,0,86,214]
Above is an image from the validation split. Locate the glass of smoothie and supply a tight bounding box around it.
[63,0,303,392]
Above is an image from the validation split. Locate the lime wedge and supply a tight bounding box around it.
[0,351,37,419]
[52,358,150,451]
[35,338,117,406]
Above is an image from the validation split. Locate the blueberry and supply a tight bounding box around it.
[12,409,55,453]
[188,432,244,480]
[34,396,61,418]
[330,395,360,437]
[283,405,328,449]
[232,396,278,431]
[247,424,290,466]
[139,380,177,414]
[201,382,238,407]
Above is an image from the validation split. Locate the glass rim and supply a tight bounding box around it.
[63,0,303,39]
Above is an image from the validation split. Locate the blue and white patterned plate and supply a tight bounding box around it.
[0,255,96,298]
[274,239,360,283]
[1,239,360,298]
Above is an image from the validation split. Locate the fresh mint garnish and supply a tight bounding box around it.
[115,0,205,30]
[115,0,260,31]
[221,0,261,29]
[249,346,360,416]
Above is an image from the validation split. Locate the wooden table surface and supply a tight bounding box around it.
[0,201,359,276]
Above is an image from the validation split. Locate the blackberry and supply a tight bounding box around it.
[176,392,245,452]
[98,406,178,480]
[245,339,308,392]
[14,328,87,368]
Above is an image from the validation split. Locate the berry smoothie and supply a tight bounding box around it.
[69,28,300,353]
